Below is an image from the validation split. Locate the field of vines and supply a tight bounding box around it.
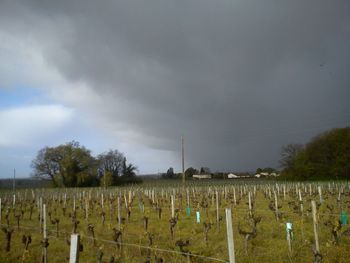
[0,180,350,263]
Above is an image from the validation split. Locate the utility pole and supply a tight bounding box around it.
[181,135,185,185]
[103,169,106,189]
[13,168,16,194]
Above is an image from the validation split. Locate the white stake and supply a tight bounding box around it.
[43,204,48,263]
[216,191,220,227]
[248,192,252,216]
[311,201,320,254]
[225,208,236,263]
[171,195,175,218]
[43,204,47,238]
[39,197,43,233]
[274,191,279,220]
[69,234,80,263]
[118,196,121,230]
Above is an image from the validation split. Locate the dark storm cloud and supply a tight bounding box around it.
[1,0,350,171]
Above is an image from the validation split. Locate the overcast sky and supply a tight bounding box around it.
[0,0,349,178]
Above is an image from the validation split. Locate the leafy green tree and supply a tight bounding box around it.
[162,167,175,179]
[32,142,140,187]
[280,127,350,180]
[185,167,198,178]
[32,141,97,187]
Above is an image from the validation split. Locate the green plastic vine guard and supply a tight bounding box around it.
[340,211,348,225]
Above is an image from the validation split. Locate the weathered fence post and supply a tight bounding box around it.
[299,189,305,241]
[274,191,279,221]
[117,196,121,230]
[286,222,292,254]
[69,234,80,263]
[318,186,323,203]
[43,204,48,263]
[248,192,252,216]
[225,208,236,263]
[298,190,303,215]
[233,187,236,206]
[43,204,47,238]
[216,191,220,227]
[171,195,175,218]
[39,197,43,234]
[85,198,89,220]
[311,201,320,254]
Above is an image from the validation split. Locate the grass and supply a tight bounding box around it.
[0,180,350,262]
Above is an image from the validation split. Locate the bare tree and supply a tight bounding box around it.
[279,143,303,170]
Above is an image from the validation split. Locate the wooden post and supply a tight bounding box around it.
[225,208,236,263]
[117,196,121,230]
[69,234,80,263]
[311,201,320,254]
[248,192,252,216]
[216,191,220,227]
[39,197,43,234]
[318,186,323,203]
[181,136,185,185]
[299,190,303,215]
[186,189,190,207]
[43,204,48,263]
[43,204,47,239]
[286,223,292,254]
[171,195,175,218]
[309,184,312,196]
[274,191,279,220]
[233,188,236,206]
[0,198,2,222]
[85,198,89,220]
[13,168,16,196]
[299,189,305,241]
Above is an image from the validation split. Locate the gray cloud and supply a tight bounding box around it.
[1,0,350,172]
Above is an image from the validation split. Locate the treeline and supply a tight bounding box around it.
[280,127,350,180]
[0,178,51,189]
[31,141,141,187]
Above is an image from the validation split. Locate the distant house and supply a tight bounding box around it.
[255,172,280,178]
[227,173,239,179]
[193,174,212,179]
